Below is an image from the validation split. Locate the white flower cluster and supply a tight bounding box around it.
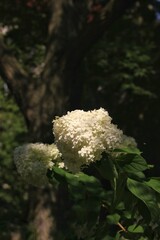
[14,108,137,185]
[14,143,61,186]
[53,108,136,172]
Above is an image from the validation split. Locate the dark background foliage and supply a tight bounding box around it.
[0,0,160,239]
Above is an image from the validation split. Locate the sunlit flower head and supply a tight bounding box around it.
[53,108,133,172]
[14,143,61,186]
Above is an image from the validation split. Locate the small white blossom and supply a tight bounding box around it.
[53,108,135,172]
[121,135,137,148]
[14,143,61,186]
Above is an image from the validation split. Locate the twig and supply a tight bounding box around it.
[117,222,127,232]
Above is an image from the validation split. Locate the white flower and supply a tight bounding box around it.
[121,135,137,148]
[53,108,134,173]
[14,143,62,186]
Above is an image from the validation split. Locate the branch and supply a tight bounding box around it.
[0,37,29,113]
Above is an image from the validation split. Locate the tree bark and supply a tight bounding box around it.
[0,37,29,117]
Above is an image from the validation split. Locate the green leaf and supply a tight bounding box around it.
[128,224,144,233]
[52,166,106,199]
[106,213,120,224]
[117,154,148,173]
[127,171,145,181]
[51,166,70,183]
[97,158,118,194]
[123,211,132,219]
[115,232,121,240]
[125,155,148,172]
[114,147,142,155]
[146,178,160,194]
[98,155,118,182]
[127,178,160,221]
[51,167,106,233]
[137,201,151,223]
